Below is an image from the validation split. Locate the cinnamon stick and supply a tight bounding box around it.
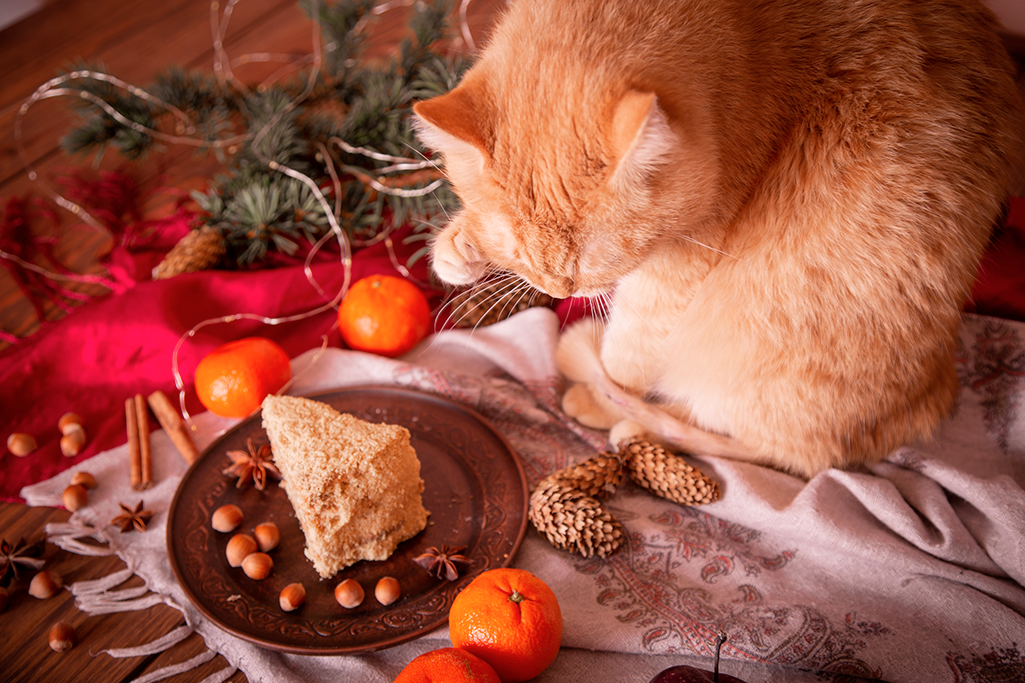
[126,397,142,490]
[134,394,153,490]
[146,390,200,465]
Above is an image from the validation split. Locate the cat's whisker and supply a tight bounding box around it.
[402,142,448,176]
[500,278,535,323]
[421,274,529,357]
[466,277,526,332]
[415,217,448,233]
[436,271,519,331]
[431,284,469,333]
[612,291,656,333]
[681,234,740,260]
[593,291,614,322]
[475,274,532,327]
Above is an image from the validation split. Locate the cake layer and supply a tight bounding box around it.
[261,394,429,578]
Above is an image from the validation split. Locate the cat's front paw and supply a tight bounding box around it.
[562,382,620,429]
[431,226,487,285]
[608,419,650,449]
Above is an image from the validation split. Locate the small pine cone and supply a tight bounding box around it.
[529,479,624,558]
[152,226,226,279]
[621,439,721,506]
[448,280,553,328]
[547,452,623,500]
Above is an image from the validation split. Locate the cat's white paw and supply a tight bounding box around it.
[431,227,487,286]
[609,419,649,448]
[562,383,619,429]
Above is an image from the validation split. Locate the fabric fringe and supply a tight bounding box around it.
[196,664,238,683]
[45,520,117,557]
[130,650,217,683]
[103,625,194,658]
[72,566,136,594]
[45,519,226,683]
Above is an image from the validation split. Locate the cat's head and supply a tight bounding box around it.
[413,70,691,299]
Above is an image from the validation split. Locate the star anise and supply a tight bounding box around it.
[111,501,154,533]
[413,545,470,581]
[0,537,45,587]
[223,437,281,491]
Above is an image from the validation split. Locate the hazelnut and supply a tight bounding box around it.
[69,471,98,490]
[279,582,306,611]
[334,578,364,609]
[0,586,8,613]
[241,552,273,580]
[60,427,87,457]
[225,534,257,567]
[7,433,37,457]
[211,504,243,533]
[29,570,63,599]
[48,622,76,652]
[375,576,401,606]
[253,522,279,552]
[58,413,84,434]
[62,484,88,512]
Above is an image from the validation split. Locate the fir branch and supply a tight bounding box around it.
[149,67,240,155]
[59,62,158,161]
[240,88,312,172]
[399,0,453,83]
[300,0,375,88]
[203,174,332,265]
[61,0,469,268]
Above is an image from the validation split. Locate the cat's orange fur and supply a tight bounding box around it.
[414,0,1024,478]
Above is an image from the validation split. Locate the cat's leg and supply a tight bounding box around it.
[558,244,707,433]
[561,384,620,429]
[556,313,690,443]
[599,242,716,394]
[556,317,628,428]
[557,311,758,461]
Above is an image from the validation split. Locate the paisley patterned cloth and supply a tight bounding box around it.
[22,308,1025,683]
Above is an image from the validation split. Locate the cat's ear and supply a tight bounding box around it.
[413,82,490,169]
[608,91,676,191]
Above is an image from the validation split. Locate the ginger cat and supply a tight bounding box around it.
[413,0,1024,478]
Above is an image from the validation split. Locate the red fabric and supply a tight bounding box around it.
[0,223,438,503]
[967,196,1025,323]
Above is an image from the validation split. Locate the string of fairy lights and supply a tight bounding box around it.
[5,0,483,424]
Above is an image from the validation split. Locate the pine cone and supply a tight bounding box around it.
[152,226,226,279]
[621,439,720,506]
[529,479,624,558]
[546,452,623,500]
[447,280,553,328]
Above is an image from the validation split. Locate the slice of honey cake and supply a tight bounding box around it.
[260,394,429,579]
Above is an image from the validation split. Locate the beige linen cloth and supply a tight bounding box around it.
[22,308,1025,683]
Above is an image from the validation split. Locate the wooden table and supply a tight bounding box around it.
[0,1,499,680]
[3,1,1024,681]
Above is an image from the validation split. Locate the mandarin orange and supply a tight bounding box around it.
[194,337,291,418]
[448,568,563,683]
[393,647,502,683]
[338,274,430,357]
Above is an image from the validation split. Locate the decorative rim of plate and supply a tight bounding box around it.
[167,385,528,655]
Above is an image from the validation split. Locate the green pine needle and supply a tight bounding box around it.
[60,0,467,267]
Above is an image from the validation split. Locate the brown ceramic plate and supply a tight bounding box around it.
[167,385,528,655]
